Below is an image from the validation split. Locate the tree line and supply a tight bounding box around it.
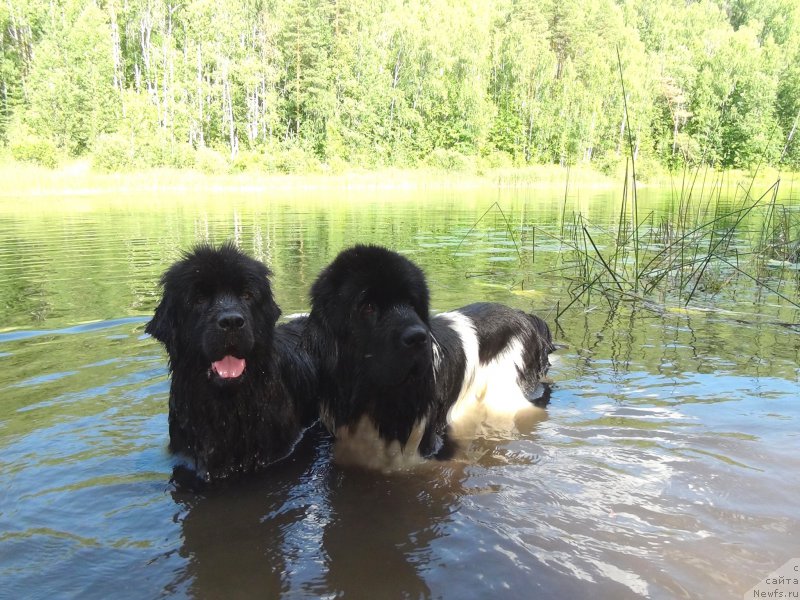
[1,0,798,173]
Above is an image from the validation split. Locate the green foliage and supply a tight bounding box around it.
[195,147,228,174]
[480,150,515,170]
[134,139,196,170]
[775,50,800,168]
[24,3,119,155]
[10,134,58,168]
[92,134,133,171]
[0,0,796,172]
[273,145,321,174]
[425,148,474,172]
[595,153,625,178]
[326,155,349,174]
[164,143,197,170]
[231,150,267,173]
[94,133,198,170]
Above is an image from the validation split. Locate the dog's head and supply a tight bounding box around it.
[310,245,432,388]
[146,243,281,386]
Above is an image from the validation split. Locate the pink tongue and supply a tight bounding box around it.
[211,356,246,378]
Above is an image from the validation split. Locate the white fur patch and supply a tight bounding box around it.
[431,338,442,383]
[438,311,544,438]
[435,311,480,424]
[478,337,541,423]
[333,414,427,471]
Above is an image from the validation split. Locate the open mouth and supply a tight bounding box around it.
[210,355,246,379]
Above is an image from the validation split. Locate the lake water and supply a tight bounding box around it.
[1,180,798,599]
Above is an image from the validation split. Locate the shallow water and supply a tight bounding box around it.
[1,185,798,599]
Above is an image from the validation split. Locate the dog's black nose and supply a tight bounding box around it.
[218,311,245,330]
[401,325,429,348]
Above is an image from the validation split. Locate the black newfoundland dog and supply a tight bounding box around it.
[146,243,318,480]
[305,244,555,469]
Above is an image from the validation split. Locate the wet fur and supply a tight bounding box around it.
[305,244,554,468]
[146,243,317,480]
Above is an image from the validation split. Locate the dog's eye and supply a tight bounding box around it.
[241,291,253,302]
[193,295,207,306]
[360,303,376,318]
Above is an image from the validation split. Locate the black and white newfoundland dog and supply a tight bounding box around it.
[146,243,318,481]
[305,244,555,470]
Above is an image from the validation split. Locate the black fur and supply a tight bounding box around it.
[305,245,555,461]
[146,243,317,480]
[306,245,436,449]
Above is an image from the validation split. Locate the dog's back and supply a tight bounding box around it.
[433,302,554,443]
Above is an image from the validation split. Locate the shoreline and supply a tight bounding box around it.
[1,159,796,198]
[0,159,617,196]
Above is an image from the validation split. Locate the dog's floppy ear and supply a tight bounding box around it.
[146,293,178,355]
[263,288,281,327]
[251,261,281,327]
[308,265,345,336]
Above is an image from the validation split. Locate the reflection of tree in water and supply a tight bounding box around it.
[0,242,52,325]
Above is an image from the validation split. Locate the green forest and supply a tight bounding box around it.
[1,0,799,174]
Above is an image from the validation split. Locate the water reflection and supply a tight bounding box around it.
[169,429,330,597]
[318,466,465,598]
[170,427,470,598]
[1,189,798,599]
